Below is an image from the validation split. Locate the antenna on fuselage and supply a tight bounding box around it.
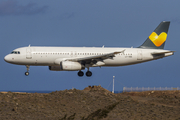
[28,44,31,47]
[102,45,104,48]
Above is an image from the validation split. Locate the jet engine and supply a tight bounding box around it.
[49,61,84,71]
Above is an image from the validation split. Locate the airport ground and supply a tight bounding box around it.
[0,86,180,120]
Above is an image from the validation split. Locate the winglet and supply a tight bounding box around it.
[114,49,126,54]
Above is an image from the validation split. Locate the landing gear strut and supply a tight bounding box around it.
[25,65,30,76]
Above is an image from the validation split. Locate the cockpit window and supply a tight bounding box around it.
[11,51,20,54]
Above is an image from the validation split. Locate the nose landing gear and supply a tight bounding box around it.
[25,65,30,76]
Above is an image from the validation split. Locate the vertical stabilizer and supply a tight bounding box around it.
[139,21,170,49]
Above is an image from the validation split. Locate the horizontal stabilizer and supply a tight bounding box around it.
[151,51,175,55]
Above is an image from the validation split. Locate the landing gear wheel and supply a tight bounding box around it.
[25,72,29,76]
[78,71,84,77]
[86,71,92,77]
[25,65,30,76]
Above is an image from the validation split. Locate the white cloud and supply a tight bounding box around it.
[0,0,48,16]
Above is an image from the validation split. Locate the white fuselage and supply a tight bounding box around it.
[4,21,174,76]
[4,46,173,67]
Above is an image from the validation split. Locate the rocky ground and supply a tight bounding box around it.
[0,86,180,120]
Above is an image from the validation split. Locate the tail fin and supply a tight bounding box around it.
[139,21,170,49]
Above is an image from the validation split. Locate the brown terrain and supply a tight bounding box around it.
[0,86,180,120]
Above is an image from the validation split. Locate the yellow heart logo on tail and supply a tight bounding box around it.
[149,32,167,47]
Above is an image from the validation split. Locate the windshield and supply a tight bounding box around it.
[11,51,20,54]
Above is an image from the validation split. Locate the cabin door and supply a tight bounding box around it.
[26,48,32,59]
[137,50,142,60]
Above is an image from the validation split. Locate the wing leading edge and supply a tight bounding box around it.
[65,49,126,66]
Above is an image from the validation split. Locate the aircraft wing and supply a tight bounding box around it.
[66,49,126,63]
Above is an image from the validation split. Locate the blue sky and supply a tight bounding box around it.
[1,0,180,91]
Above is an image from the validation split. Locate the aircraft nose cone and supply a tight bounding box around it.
[4,55,11,63]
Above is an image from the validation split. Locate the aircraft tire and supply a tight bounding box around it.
[25,72,29,76]
[78,71,84,77]
[86,71,92,77]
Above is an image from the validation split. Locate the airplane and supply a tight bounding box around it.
[4,21,174,77]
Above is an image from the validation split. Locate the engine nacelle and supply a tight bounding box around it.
[49,66,63,71]
[49,61,84,71]
[61,61,84,71]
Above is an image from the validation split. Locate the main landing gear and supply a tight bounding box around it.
[86,71,92,77]
[78,71,84,77]
[25,65,29,76]
[78,70,92,77]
